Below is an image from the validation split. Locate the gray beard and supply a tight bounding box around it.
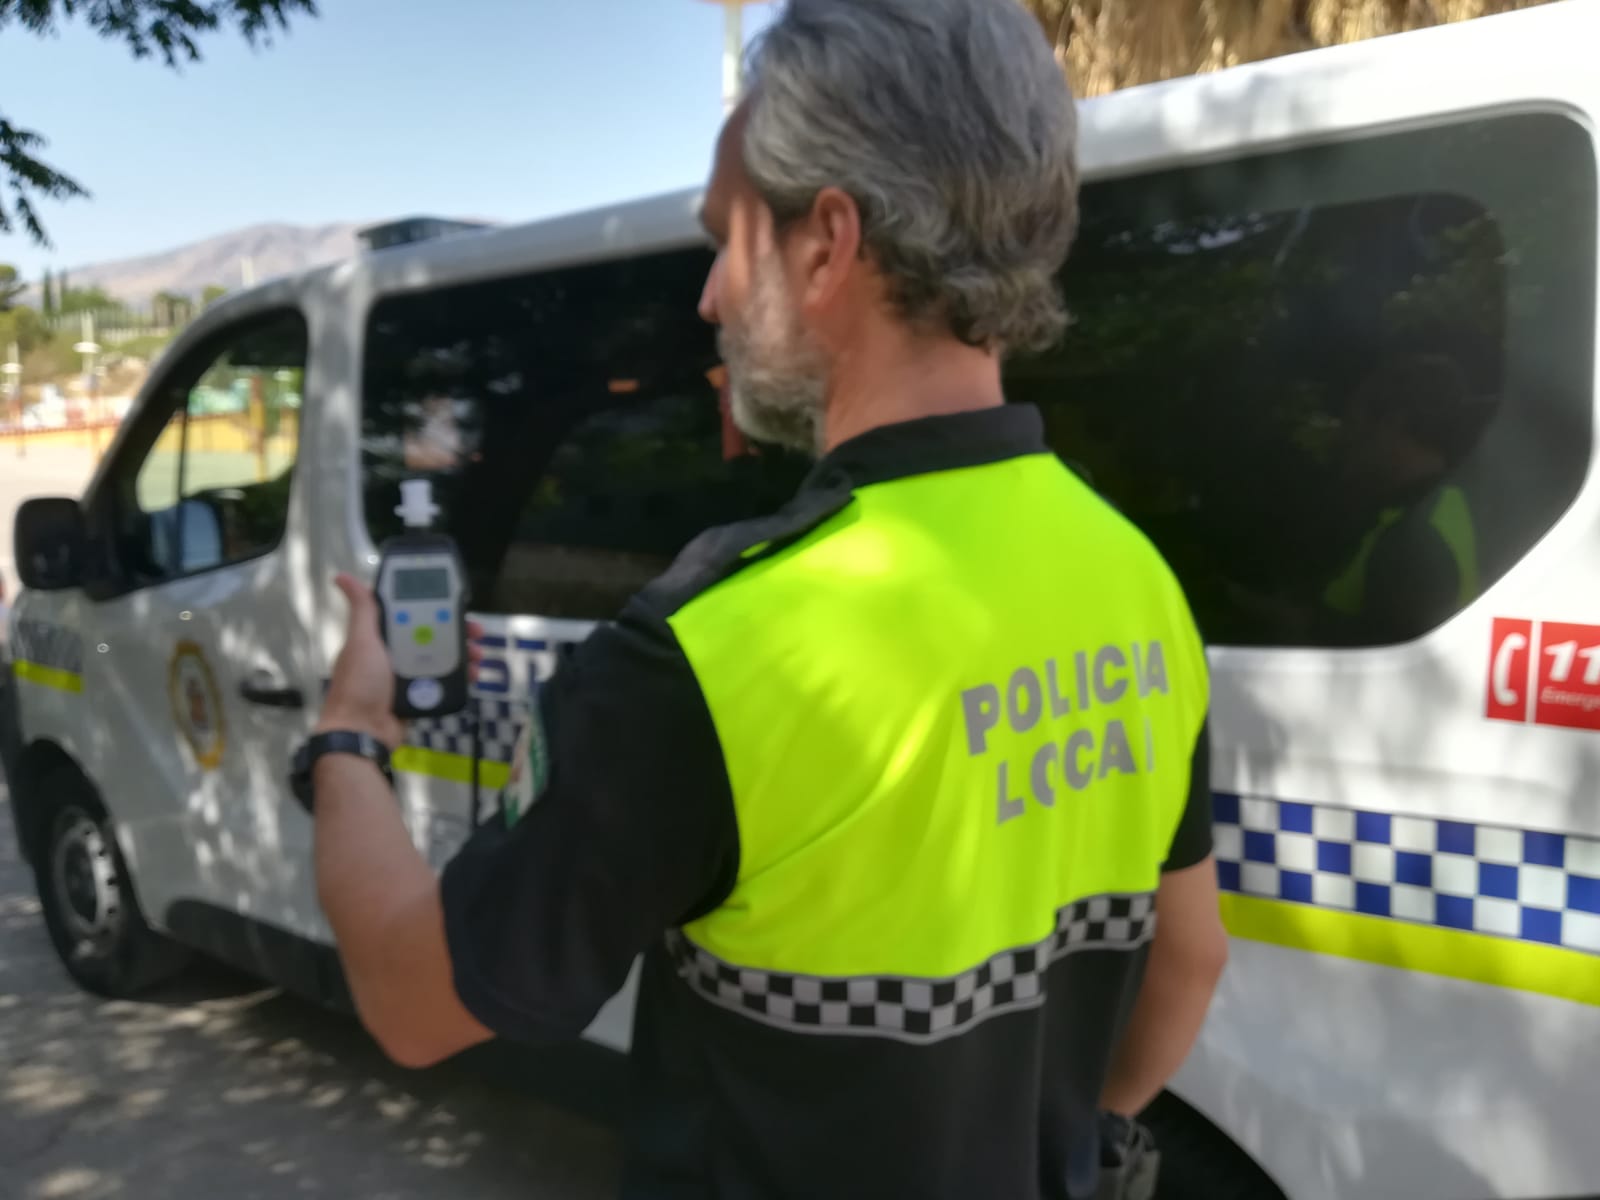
[717,267,829,455]
[727,366,827,455]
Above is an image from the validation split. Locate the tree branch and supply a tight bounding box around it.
[0,1,316,66]
[0,113,89,247]
[0,1,315,244]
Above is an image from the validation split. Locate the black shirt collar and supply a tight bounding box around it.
[803,403,1048,492]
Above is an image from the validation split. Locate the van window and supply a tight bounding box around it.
[1016,110,1596,648]
[361,248,811,618]
[107,311,305,587]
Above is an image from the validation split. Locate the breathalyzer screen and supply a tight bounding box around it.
[393,566,452,601]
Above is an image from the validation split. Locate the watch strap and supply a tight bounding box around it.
[292,730,395,813]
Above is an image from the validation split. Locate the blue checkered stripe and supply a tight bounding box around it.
[1212,794,1600,955]
[407,698,524,764]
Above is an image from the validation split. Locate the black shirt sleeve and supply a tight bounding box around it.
[1162,718,1214,873]
[438,604,739,1045]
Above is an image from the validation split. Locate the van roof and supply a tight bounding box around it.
[237,0,1595,305]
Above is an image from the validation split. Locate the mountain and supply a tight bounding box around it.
[59,221,367,304]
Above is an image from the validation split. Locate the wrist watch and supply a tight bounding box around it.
[290,730,395,813]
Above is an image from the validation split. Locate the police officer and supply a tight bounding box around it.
[1321,353,1485,643]
[302,1,1229,1197]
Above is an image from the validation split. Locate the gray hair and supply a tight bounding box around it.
[741,0,1080,355]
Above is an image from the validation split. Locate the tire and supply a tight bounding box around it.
[1143,1091,1287,1200]
[33,767,190,997]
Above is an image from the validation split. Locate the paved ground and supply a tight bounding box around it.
[0,773,623,1200]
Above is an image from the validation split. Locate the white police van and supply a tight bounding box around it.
[5,5,1597,1197]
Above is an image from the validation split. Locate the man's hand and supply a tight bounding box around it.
[316,573,483,750]
[311,571,494,1068]
[317,573,406,749]
[1101,858,1229,1116]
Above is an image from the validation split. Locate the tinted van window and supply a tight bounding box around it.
[1015,111,1595,648]
[361,248,810,618]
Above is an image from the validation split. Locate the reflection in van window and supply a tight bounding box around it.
[361,249,810,619]
[118,311,305,585]
[1016,111,1596,648]
[362,116,1592,640]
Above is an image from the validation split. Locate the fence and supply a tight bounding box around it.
[42,310,177,348]
[0,414,122,458]
[0,407,300,474]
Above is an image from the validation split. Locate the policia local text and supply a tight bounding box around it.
[961,641,1172,824]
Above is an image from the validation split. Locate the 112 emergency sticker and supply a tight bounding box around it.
[1488,618,1600,731]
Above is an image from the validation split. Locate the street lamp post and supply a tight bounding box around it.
[73,312,104,455]
[694,2,770,464]
[695,0,771,113]
[2,341,22,458]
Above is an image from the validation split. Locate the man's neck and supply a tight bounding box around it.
[821,335,1004,454]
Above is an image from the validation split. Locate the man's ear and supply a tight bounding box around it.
[792,186,864,314]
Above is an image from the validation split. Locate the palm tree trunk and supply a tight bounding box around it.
[1019,0,1553,96]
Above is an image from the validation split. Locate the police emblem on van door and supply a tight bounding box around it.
[502,699,549,829]
[168,641,227,770]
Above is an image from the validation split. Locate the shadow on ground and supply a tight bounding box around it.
[0,793,622,1200]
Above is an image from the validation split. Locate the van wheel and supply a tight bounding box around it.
[1143,1091,1286,1200]
[34,769,189,997]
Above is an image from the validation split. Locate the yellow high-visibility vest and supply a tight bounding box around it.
[665,448,1210,986]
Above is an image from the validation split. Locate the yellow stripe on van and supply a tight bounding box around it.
[12,659,84,694]
[1220,893,1600,1008]
[392,745,511,791]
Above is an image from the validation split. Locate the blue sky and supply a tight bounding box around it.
[0,0,777,280]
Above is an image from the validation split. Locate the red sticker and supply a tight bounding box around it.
[1487,618,1534,723]
[1533,621,1600,731]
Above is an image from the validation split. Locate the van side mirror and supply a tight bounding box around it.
[15,497,87,591]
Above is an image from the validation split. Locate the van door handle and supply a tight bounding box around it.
[239,670,305,709]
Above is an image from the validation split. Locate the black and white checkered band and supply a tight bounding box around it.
[667,892,1156,1044]
[406,699,522,763]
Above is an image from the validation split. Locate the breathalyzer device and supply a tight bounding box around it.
[375,479,471,719]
